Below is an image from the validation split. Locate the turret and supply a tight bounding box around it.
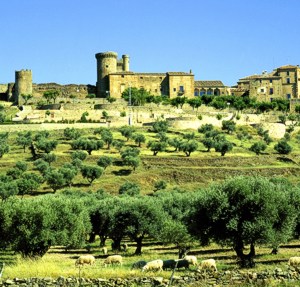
[95,51,118,97]
[122,54,130,72]
[14,69,32,105]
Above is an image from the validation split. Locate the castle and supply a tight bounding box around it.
[0,51,299,106]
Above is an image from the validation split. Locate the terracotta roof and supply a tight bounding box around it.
[110,72,166,76]
[194,80,224,87]
[231,88,248,92]
[239,73,280,81]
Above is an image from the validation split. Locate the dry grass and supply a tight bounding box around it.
[1,239,300,280]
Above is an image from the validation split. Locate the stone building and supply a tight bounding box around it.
[194,80,230,96]
[235,65,300,101]
[95,51,195,99]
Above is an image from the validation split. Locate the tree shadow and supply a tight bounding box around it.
[112,169,132,176]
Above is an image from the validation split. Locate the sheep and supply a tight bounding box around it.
[199,259,217,272]
[103,255,123,267]
[75,255,95,267]
[101,247,108,255]
[131,260,147,270]
[163,259,176,270]
[183,255,198,266]
[174,259,190,270]
[142,259,163,272]
[288,256,300,268]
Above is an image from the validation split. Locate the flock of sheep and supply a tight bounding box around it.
[75,254,300,272]
[74,254,218,272]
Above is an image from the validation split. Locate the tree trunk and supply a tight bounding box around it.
[134,237,143,255]
[111,238,122,252]
[234,241,256,268]
[99,236,107,247]
[88,232,96,243]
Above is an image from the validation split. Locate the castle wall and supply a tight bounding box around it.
[168,73,194,98]
[109,73,167,98]
[249,77,282,101]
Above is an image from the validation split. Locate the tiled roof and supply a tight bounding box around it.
[277,65,299,69]
[110,72,166,76]
[194,80,224,87]
[167,72,193,76]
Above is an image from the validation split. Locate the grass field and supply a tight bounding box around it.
[1,123,300,282]
[1,237,300,280]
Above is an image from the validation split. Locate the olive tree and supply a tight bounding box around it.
[186,176,296,267]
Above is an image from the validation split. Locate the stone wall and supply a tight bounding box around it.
[1,268,300,286]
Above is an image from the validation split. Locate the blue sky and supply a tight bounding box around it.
[1,0,299,86]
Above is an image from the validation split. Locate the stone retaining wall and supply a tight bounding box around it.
[1,268,300,287]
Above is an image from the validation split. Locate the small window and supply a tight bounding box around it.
[200,91,205,96]
[140,77,143,79]
[260,88,264,93]
[179,86,184,92]
[287,94,291,99]
[121,75,124,78]
[270,88,273,95]
[106,65,109,68]
[270,79,273,83]
[270,98,273,102]
[287,78,290,84]
[287,71,290,76]
[173,88,176,92]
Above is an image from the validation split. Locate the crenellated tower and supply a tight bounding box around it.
[14,69,32,105]
[95,51,118,97]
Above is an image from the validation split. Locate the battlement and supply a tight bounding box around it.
[95,52,118,59]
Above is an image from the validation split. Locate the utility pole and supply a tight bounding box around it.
[128,83,132,126]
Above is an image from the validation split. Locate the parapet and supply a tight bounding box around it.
[95,51,118,59]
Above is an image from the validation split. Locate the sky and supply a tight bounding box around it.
[1,0,300,87]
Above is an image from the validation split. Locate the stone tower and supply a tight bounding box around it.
[14,69,32,105]
[122,54,130,72]
[95,51,118,97]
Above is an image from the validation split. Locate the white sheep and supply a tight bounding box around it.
[142,259,163,272]
[102,247,108,255]
[75,255,95,267]
[183,255,198,266]
[288,256,300,268]
[199,259,217,272]
[103,255,123,267]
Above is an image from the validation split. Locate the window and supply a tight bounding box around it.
[121,75,124,78]
[287,71,290,76]
[287,94,291,99]
[270,79,273,83]
[200,91,205,96]
[140,77,143,79]
[287,78,290,84]
[179,86,184,92]
[269,88,273,95]
[194,90,199,96]
[173,88,176,92]
[260,88,264,93]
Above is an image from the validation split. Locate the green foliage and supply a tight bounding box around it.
[170,96,186,108]
[119,125,135,141]
[63,127,81,140]
[121,87,150,106]
[71,138,103,155]
[152,119,169,133]
[16,131,32,152]
[81,165,104,185]
[0,140,9,158]
[42,153,56,165]
[71,150,88,161]
[120,111,126,117]
[21,94,33,105]
[187,176,296,267]
[43,90,59,104]
[198,123,214,134]
[222,120,236,134]
[119,182,141,196]
[216,114,222,120]
[147,141,167,156]
[154,180,167,192]
[278,114,287,125]
[187,97,202,110]
[107,97,116,103]
[35,138,58,154]
[0,175,18,200]
[168,137,183,152]
[112,139,125,152]
[214,139,233,156]
[16,172,43,196]
[97,156,113,170]
[179,140,198,157]
[46,169,66,192]
[86,93,96,99]
[182,132,195,141]
[249,141,267,155]
[80,111,89,122]
[274,140,292,155]
[132,133,146,147]
[58,164,78,187]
